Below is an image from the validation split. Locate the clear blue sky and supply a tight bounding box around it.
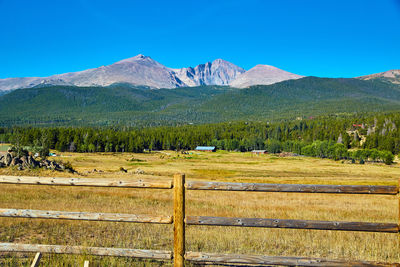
[0,0,399,79]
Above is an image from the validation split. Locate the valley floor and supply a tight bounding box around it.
[0,151,399,266]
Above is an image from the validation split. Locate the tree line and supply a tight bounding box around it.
[1,112,399,164]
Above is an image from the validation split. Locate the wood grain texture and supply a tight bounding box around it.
[174,173,185,267]
[185,251,400,266]
[186,216,398,233]
[0,243,172,260]
[0,208,172,224]
[186,181,398,195]
[0,175,172,189]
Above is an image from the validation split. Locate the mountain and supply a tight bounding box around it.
[229,64,304,88]
[0,55,245,91]
[172,59,245,86]
[0,55,186,91]
[357,70,400,84]
[1,77,400,126]
[0,55,304,92]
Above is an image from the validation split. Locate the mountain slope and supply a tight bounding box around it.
[172,59,245,86]
[229,64,303,88]
[1,77,400,126]
[357,70,400,84]
[0,55,245,91]
[0,55,186,90]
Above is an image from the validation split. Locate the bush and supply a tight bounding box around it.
[382,151,394,165]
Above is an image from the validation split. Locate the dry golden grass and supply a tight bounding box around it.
[0,151,399,266]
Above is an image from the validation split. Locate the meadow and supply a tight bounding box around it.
[0,150,399,266]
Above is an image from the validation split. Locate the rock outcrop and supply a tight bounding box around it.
[0,152,74,172]
[172,59,245,86]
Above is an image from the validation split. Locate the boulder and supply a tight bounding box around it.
[59,163,65,171]
[28,156,39,168]
[21,156,29,169]
[49,161,56,170]
[41,160,51,169]
[10,157,21,166]
[5,153,12,166]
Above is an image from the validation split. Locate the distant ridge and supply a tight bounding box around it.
[357,70,400,84]
[2,54,397,92]
[0,55,300,91]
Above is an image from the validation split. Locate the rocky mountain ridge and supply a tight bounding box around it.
[0,55,299,91]
[1,54,397,91]
[171,58,245,86]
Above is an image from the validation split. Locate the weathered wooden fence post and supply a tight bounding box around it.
[398,179,400,246]
[174,173,185,267]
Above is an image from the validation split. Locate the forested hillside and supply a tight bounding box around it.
[2,112,399,164]
[1,77,400,126]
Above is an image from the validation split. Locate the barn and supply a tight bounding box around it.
[195,146,216,152]
[251,150,268,155]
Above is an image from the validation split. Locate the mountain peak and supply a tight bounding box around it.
[133,54,150,60]
[357,69,400,84]
[212,58,229,64]
[172,59,245,87]
[229,64,304,88]
[115,54,153,64]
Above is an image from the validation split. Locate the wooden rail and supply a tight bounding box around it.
[186,181,398,195]
[186,216,399,233]
[0,174,399,266]
[0,208,172,224]
[0,175,172,189]
[185,251,400,267]
[0,242,172,260]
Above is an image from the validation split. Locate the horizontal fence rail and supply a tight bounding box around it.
[185,251,400,267]
[0,243,172,260]
[186,216,399,233]
[0,174,399,266]
[186,181,398,195]
[0,208,172,224]
[0,175,172,189]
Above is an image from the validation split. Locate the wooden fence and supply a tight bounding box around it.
[0,174,399,266]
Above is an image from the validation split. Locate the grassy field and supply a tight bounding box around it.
[0,151,399,266]
[0,144,10,152]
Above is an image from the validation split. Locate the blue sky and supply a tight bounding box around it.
[0,0,399,79]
